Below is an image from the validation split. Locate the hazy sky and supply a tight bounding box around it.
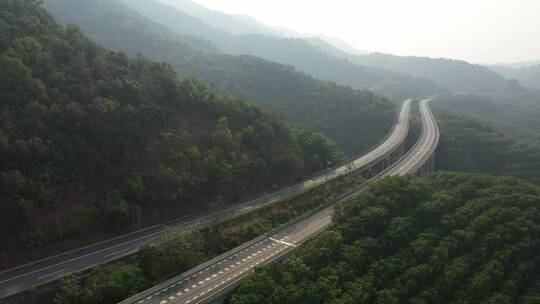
[191,0,540,64]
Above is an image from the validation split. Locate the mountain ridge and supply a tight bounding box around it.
[43,0,399,154]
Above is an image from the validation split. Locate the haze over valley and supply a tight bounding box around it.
[0,1,539,303]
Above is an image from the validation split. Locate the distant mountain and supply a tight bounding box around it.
[43,0,397,154]
[492,60,540,69]
[351,52,526,96]
[158,0,368,57]
[2,0,344,262]
[120,0,442,100]
[433,94,540,136]
[44,0,219,56]
[489,64,540,90]
[303,37,352,58]
[123,0,383,90]
[222,33,384,89]
[155,0,512,97]
[157,0,281,36]
[315,34,368,56]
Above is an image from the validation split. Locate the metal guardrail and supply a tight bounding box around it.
[118,202,333,304]
[143,99,412,238]
[118,100,414,304]
[145,99,412,233]
[408,99,439,175]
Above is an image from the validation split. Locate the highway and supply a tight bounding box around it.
[0,99,412,299]
[119,98,439,304]
[385,98,439,176]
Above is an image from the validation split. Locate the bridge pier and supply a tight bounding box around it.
[414,153,436,177]
[357,139,408,180]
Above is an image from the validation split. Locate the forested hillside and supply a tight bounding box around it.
[490,64,540,90]
[176,55,395,152]
[435,112,540,183]
[44,0,218,56]
[42,0,398,154]
[0,0,341,264]
[433,94,540,136]
[232,173,540,304]
[119,0,442,101]
[159,0,282,36]
[352,53,528,96]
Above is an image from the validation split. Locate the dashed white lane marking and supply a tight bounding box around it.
[38,269,67,280]
[270,237,297,247]
[160,301,167,304]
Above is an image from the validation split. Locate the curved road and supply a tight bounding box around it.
[386,98,439,176]
[0,100,412,299]
[119,99,439,304]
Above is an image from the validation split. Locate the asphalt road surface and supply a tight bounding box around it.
[386,98,438,176]
[0,99,412,299]
[120,98,439,304]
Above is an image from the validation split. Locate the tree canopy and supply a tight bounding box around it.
[43,0,402,154]
[436,112,540,183]
[232,172,540,304]
[0,0,341,266]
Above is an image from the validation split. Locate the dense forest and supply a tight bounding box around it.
[351,53,527,96]
[232,172,540,304]
[42,0,399,154]
[0,0,342,265]
[490,64,540,90]
[32,174,362,304]
[433,94,540,137]
[157,0,284,36]
[128,0,539,103]
[435,112,540,183]
[119,0,443,101]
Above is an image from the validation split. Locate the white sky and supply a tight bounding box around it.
[191,0,540,64]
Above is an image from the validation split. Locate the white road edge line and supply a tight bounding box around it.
[38,269,67,280]
[0,230,165,284]
[269,237,297,248]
